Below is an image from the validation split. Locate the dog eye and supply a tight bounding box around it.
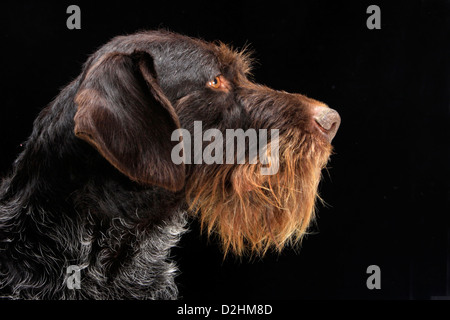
[207,76,221,89]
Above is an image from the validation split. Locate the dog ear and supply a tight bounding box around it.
[74,51,185,191]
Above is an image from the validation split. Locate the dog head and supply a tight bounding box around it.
[74,30,341,256]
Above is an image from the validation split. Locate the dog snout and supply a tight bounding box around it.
[312,106,341,142]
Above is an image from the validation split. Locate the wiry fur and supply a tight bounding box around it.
[187,115,333,256]
[0,30,338,299]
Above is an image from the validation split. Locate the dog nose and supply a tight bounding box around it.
[312,106,341,142]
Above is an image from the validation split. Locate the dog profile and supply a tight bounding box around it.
[0,30,340,299]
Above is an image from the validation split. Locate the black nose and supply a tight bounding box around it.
[312,106,341,142]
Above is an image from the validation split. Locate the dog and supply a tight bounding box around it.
[0,30,340,299]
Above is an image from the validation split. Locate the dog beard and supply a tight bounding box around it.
[186,129,333,256]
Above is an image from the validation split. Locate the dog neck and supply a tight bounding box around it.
[0,79,187,299]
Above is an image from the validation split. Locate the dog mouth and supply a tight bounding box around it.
[186,128,334,256]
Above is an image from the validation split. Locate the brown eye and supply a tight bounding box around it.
[208,76,221,89]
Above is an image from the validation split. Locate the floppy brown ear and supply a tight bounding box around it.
[74,51,185,191]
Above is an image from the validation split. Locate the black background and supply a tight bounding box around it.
[1,1,449,300]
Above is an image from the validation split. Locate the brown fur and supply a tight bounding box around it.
[0,30,339,299]
[170,44,338,257]
[186,129,332,256]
